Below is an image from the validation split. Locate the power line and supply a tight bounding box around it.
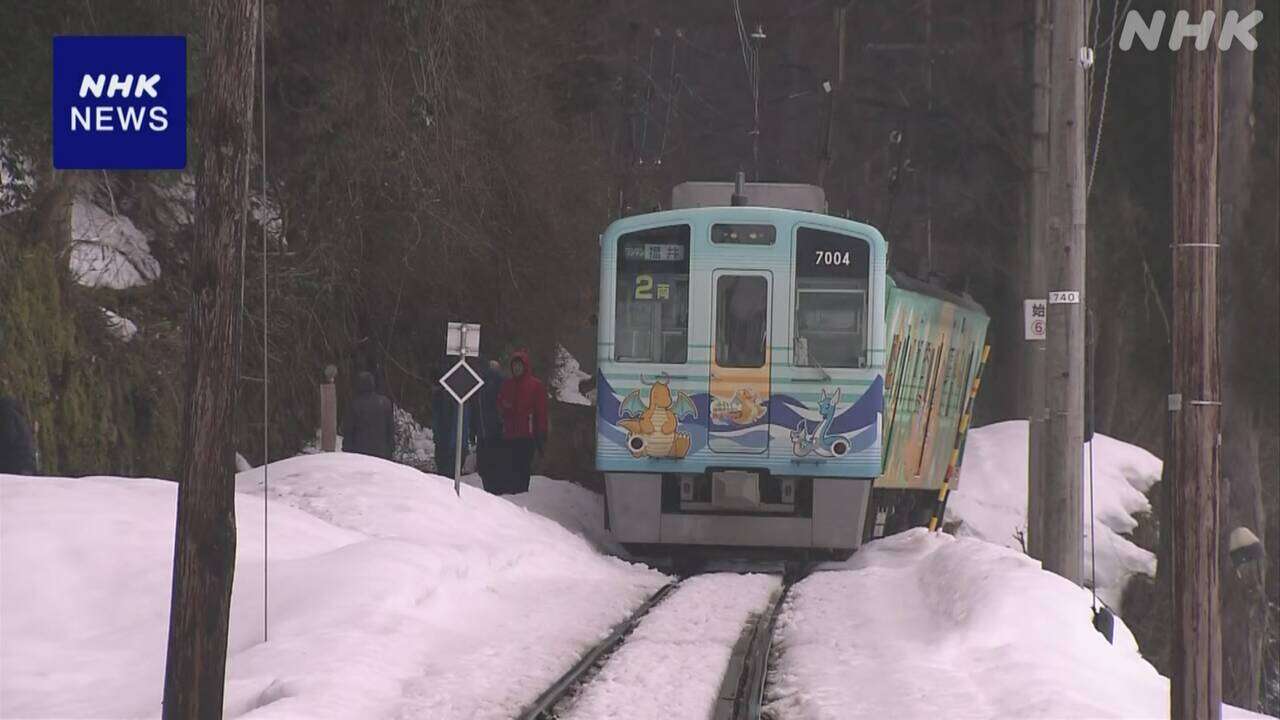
[1087,0,1120,196]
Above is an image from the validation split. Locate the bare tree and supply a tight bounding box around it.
[162,0,259,717]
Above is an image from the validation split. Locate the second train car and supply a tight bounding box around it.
[596,180,988,557]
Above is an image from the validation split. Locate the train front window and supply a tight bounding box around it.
[615,225,691,364]
[794,228,870,368]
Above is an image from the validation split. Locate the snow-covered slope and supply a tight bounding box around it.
[69,196,161,289]
[0,455,665,719]
[767,529,1268,720]
[551,345,592,406]
[947,420,1162,609]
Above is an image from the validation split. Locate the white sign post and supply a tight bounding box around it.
[1024,299,1047,341]
[440,323,483,496]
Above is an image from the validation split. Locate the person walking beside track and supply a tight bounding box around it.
[471,358,511,494]
[497,350,548,494]
[342,371,396,460]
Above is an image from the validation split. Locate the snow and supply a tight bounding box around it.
[155,173,195,229]
[69,196,161,289]
[563,573,780,720]
[946,420,1162,609]
[392,405,435,467]
[0,139,35,215]
[0,455,666,719]
[766,529,1271,720]
[101,307,138,342]
[552,345,592,406]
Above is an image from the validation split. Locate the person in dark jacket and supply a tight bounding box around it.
[342,371,396,460]
[471,359,510,494]
[430,365,473,479]
[497,350,548,494]
[0,396,37,475]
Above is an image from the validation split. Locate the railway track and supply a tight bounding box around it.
[517,565,807,720]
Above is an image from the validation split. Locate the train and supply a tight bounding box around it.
[595,178,989,558]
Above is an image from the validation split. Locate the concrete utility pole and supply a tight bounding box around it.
[1025,0,1051,562]
[1170,0,1223,716]
[1040,0,1086,584]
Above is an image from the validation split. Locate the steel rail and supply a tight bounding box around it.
[713,567,805,720]
[517,580,680,720]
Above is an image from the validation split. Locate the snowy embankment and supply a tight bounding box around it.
[0,455,665,719]
[766,529,1268,720]
[551,345,593,406]
[947,420,1162,609]
[564,573,780,720]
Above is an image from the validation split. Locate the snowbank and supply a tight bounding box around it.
[69,196,161,289]
[947,420,1162,609]
[551,345,592,406]
[767,529,1268,720]
[0,455,665,719]
[0,140,35,215]
[102,307,138,342]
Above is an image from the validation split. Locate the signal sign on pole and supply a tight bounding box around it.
[440,323,482,496]
[1024,299,1047,341]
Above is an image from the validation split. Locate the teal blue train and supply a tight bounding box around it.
[596,180,989,558]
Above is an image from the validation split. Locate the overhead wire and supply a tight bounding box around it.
[258,0,270,644]
[1087,0,1121,196]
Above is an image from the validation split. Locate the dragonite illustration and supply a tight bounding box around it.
[619,375,698,458]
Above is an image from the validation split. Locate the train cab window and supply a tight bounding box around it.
[615,225,691,363]
[711,223,776,245]
[715,275,769,368]
[793,228,871,368]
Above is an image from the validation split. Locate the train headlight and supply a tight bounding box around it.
[830,439,850,457]
[628,435,646,455]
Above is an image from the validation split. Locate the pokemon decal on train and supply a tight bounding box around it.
[596,181,988,557]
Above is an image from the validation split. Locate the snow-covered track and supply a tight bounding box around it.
[516,580,681,720]
[712,568,802,720]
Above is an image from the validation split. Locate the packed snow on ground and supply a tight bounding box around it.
[766,529,1270,720]
[154,173,195,229]
[563,573,779,720]
[101,307,138,342]
[946,420,1161,609]
[69,196,161,289]
[551,345,592,406]
[461,473,618,554]
[0,455,666,719]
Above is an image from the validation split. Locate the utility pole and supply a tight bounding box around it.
[1040,0,1086,584]
[1025,0,1050,562]
[162,0,258,717]
[1170,0,1223,716]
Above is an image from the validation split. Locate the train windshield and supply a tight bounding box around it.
[614,225,691,363]
[794,228,870,368]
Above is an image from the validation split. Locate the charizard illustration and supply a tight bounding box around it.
[619,375,698,458]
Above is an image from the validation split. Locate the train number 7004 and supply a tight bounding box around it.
[815,250,851,266]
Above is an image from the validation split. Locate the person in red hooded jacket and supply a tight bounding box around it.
[497,349,548,494]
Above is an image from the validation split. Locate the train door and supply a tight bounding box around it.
[708,270,772,454]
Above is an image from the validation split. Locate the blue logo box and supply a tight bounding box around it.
[53,36,186,170]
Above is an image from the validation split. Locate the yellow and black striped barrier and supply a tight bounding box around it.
[929,344,990,532]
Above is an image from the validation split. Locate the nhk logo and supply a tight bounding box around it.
[53,36,186,169]
[1119,9,1264,52]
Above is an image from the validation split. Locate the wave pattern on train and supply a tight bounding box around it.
[596,179,989,559]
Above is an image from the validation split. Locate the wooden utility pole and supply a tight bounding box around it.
[162,0,259,717]
[1040,0,1085,584]
[1170,0,1223,716]
[1025,0,1051,562]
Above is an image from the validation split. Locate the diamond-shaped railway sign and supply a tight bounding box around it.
[439,358,484,404]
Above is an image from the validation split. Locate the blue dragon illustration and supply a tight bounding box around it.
[791,388,851,458]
